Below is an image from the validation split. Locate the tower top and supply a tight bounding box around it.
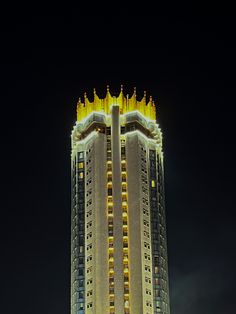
[76,86,156,122]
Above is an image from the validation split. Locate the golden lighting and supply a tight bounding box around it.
[77,86,156,122]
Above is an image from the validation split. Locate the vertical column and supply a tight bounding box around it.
[94,133,109,313]
[71,157,76,314]
[106,127,115,314]
[121,138,130,314]
[150,150,170,314]
[157,155,170,314]
[111,106,124,313]
[149,149,160,314]
[126,134,143,314]
[85,145,95,312]
[71,151,85,314]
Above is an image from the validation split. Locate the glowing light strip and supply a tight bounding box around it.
[122,109,156,124]
[106,135,115,314]
[124,129,161,145]
[76,111,109,125]
[75,130,98,146]
[121,140,130,314]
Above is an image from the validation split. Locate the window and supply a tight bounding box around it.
[86,221,92,228]
[87,243,92,250]
[151,180,156,188]
[87,266,92,273]
[87,232,92,239]
[79,172,84,179]
[144,242,150,249]
[145,265,151,272]
[87,290,93,296]
[86,199,92,207]
[145,276,151,284]
[144,253,151,261]
[146,301,152,307]
[146,289,152,295]
[79,162,84,169]
[87,255,93,262]
[86,210,92,218]
[87,302,93,308]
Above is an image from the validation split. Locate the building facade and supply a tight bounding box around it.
[71,87,170,314]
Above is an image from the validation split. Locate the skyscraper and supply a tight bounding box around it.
[71,86,170,314]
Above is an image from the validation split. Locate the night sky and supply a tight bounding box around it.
[0,13,235,314]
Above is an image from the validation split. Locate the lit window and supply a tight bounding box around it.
[151,180,155,187]
[79,172,84,179]
[79,162,84,169]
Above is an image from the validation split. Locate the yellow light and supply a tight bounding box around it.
[76,87,156,122]
[151,179,156,187]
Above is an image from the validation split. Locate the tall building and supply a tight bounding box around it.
[71,86,170,314]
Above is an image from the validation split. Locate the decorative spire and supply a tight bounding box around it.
[118,84,125,113]
[119,84,124,98]
[93,87,103,112]
[106,85,111,98]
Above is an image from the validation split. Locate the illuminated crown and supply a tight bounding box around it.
[77,85,156,122]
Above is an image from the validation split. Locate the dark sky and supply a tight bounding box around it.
[0,12,235,314]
